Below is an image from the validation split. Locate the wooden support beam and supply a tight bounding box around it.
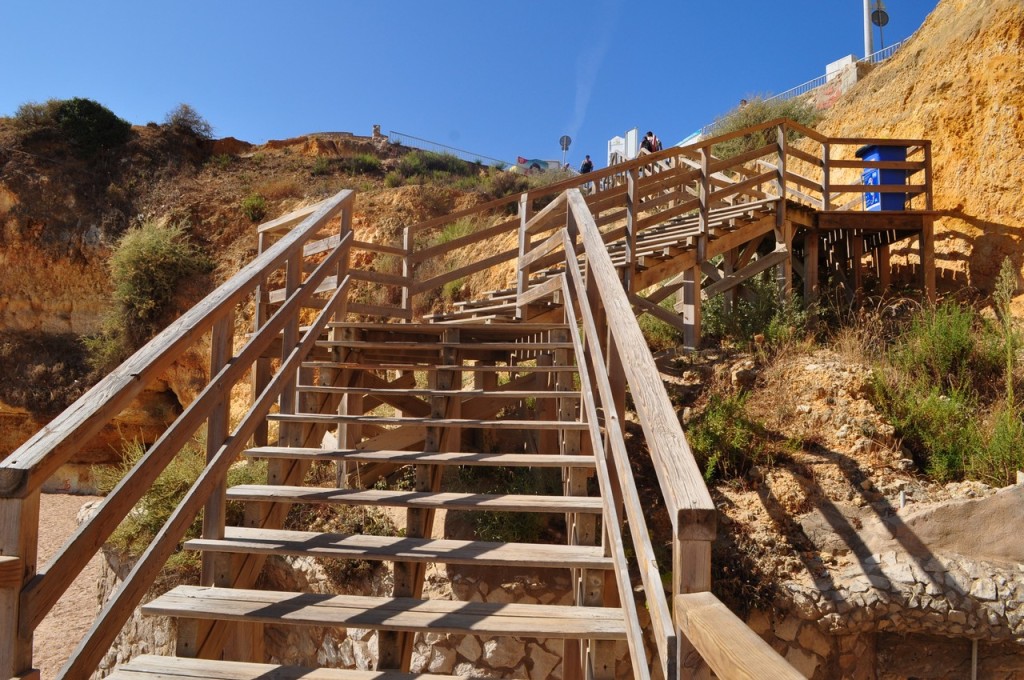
[702,251,789,300]
[921,215,936,303]
[804,229,820,303]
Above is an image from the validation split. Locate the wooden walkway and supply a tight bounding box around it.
[0,118,934,680]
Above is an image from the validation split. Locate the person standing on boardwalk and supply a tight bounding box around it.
[579,155,593,173]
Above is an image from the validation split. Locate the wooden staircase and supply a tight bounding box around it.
[113,320,632,678]
[0,118,936,680]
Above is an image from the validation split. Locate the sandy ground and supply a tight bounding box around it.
[33,493,104,680]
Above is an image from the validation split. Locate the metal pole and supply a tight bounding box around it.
[863,0,874,58]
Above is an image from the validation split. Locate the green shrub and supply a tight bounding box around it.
[702,271,805,347]
[338,153,382,175]
[384,170,404,188]
[11,99,61,130]
[397,150,475,179]
[890,301,1003,393]
[104,221,213,353]
[210,153,234,170]
[638,298,682,352]
[433,217,478,247]
[484,170,530,201]
[687,393,767,482]
[94,436,268,568]
[53,97,133,157]
[971,404,1024,485]
[165,103,213,140]
[311,156,331,176]
[240,193,267,222]
[710,97,821,159]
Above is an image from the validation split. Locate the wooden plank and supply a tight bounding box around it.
[785,145,824,168]
[524,191,568,235]
[224,485,604,513]
[267,413,589,430]
[143,586,627,639]
[110,655,485,679]
[186,527,612,569]
[347,269,409,288]
[828,184,926,194]
[411,219,517,264]
[345,302,413,320]
[352,239,406,256]
[708,170,777,206]
[412,248,518,295]
[828,159,926,170]
[517,274,564,306]
[816,211,928,231]
[256,200,325,234]
[295,387,579,398]
[706,143,777,175]
[675,592,803,680]
[519,229,566,271]
[702,250,788,299]
[244,447,596,467]
[784,170,822,193]
[302,362,575,373]
[0,556,22,589]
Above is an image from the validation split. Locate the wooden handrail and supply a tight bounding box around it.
[675,593,803,680]
[0,190,355,498]
[560,234,676,679]
[567,190,715,530]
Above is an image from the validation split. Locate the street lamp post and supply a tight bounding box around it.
[863,0,874,58]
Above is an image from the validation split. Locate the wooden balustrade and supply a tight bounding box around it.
[0,190,356,680]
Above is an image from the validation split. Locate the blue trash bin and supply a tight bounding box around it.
[855,145,907,211]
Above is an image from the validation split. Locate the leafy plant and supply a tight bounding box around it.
[311,156,331,176]
[165,103,213,140]
[687,392,768,482]
[240,193,267,222]
[339,153,383,175]
[638,298,682,352]
[710,97,821,159]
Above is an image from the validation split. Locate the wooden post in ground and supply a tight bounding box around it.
[851,232,865,306]
[516,194,534,319]
[804,229,820,305]
[201,312,235,586]
[624,169,639,294]
[401,227,413,321]
[877,244,891,292]
[0,493,39,680]
[674,511,717,680]
[921,216,936,303]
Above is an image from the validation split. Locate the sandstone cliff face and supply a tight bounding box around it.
[814,0,1024,292]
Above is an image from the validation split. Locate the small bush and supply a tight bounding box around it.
[397,150,475,179]
[638,298,682,352]
[710,97,821,159]
[433,217,478,247]
[210,153,234,170]
[484,170,530,201]
[688,393,768,482]
[311,156,331,176]
[338,153,383,175]
[165,103,213,140]
[384,170,404,188]
[240,193,267,222]
[94,436,268,569]
[106,220,213,352]
[53,97,133,157]
[702,272,805,347]
[11,99,61,130]
[456,466,562,543]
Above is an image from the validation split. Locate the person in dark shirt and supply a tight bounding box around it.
[580,155,593,173]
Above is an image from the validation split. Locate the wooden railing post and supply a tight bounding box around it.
[516,193,534,319]
[674,512,717,680]
[624,168,639,294]
[822,141,832,211]
[401,226,412,321]
[682,148,710,349]
[201,311,235,586]
[0,493,38,680]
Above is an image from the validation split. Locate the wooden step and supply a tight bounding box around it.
[186,526,612,569]
[245,447,596,468]
[224,485,603,514]
[267,413,589,430]
[110,654,483,679]
[142,586,627,639]
[315,340,573,351]
[301,362,577,373]
[296,386,581,399]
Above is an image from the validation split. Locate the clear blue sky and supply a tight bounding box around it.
[1,0,938,167]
